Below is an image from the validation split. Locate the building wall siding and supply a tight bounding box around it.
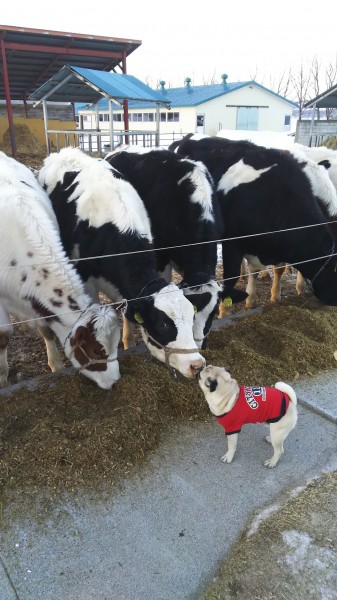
[295,119,337,146]
[78,84,294,141]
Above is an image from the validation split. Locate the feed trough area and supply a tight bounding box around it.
[1,289,337,504]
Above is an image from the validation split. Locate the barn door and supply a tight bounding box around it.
[196,113,205,133]
[236,107,258,130]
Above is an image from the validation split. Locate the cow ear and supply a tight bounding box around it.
[221,286,248,305]
[183,292,206,314]
[70,325,87,347]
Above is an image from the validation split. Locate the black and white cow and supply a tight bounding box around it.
[242,143,337,307]
[38,147,205,379]
[293,144,337,192]
[0,151,121,389]
[105,146,247,348]
[170,135,337,306]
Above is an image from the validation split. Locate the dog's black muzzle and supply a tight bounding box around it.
[195,367,204,381]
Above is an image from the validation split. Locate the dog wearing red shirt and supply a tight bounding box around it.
[198,365,297,468]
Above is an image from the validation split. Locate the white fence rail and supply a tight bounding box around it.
[47,129,188,155]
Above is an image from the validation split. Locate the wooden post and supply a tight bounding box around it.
[1,39,17,157]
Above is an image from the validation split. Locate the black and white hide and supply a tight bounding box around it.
[170,135,337,307]
[105,146,247,348]
[38,147,205,378]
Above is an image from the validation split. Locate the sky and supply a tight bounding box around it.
[1,0,337,90]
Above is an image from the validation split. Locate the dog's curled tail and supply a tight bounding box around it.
[275,382,297,405]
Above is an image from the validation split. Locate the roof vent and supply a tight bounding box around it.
[185,77,192,87]
[159,80,166,90]
[221,73,228,85]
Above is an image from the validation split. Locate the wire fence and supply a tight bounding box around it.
[1,217,337,330]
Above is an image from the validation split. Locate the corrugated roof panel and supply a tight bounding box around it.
[70,66,169,102]
[77,80,298,111]
[29,65,171,107]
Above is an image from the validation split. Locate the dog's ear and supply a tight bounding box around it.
[206,377,218,392]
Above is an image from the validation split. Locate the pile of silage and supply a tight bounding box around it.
[0,295,336,500]
[0,124,46,168]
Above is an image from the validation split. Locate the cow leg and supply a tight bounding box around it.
[271,264,286,303]
[260,268,271,281]
[122,317,136,349]
[246,266,259,309]
[296,271,305,295]
[0,306,13,387]
[219,242,242,317]
[245,256,268,308]
[37,324,64,372]
[239,259,247,282]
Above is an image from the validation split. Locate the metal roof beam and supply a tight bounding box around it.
[3,41,123,59]
[32,73,74,107]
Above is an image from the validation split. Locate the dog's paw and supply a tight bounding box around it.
[264,458,278,468]
[221,453,234,464]
[265,435,271,444]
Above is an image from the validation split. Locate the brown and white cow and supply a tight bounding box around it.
[0,151,121,389]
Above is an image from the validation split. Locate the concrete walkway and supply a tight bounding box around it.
[0,369,336,600]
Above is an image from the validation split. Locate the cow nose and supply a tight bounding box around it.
[190,359,205,376]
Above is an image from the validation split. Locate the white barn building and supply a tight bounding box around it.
[76,74,297,147]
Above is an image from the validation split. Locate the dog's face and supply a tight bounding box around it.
[198,365,240,416]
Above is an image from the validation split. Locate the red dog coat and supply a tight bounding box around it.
[216,385,290,435]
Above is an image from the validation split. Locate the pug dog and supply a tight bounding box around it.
[197,365,297,467]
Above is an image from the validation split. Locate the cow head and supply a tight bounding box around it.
[64,304,121,389]
[181,280,248,349]
[125,281,205,378]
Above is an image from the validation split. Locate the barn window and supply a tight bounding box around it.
[284,115,291,126]
[160,113,167,122]
[167,112,179,122]
[143,113,155,122]
[113,114,122,122]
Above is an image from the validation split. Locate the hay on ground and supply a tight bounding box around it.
[323,135,337,150]
[0,295,336,502]
[0,124,47,168]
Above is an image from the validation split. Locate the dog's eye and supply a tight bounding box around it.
[206,378,218,392]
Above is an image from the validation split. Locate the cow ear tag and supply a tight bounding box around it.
[134,311,144,324]
[193,305,198,315]
[223,297,232,308]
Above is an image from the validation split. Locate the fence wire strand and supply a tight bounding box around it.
[2,250,337,331]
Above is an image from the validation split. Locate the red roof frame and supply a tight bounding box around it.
[0,24,142,156]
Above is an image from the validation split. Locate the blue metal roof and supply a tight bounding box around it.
[29,65,171,107]
[76,79,298,112]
